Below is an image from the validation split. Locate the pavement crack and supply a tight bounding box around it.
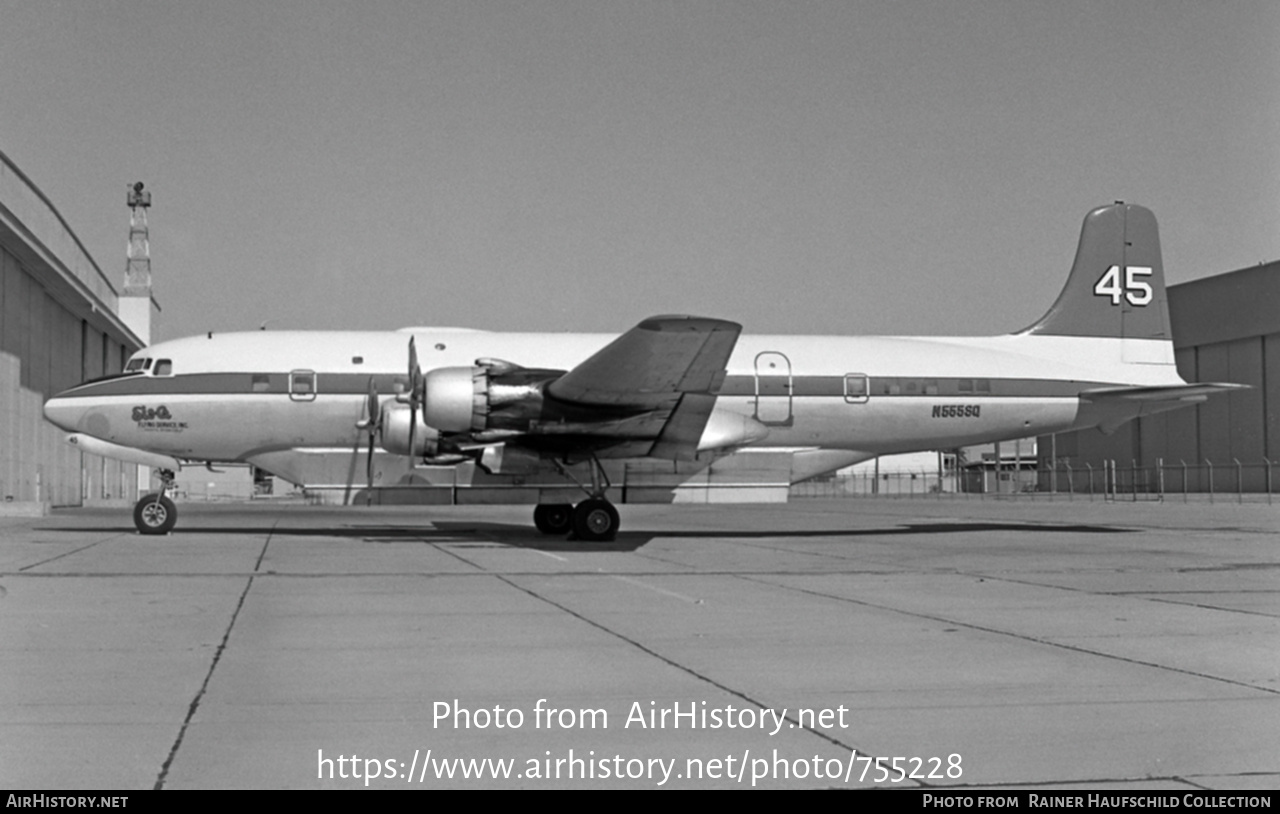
[153,523,277,789]
[489,573,916,785]
[18,534,128,571]
[429,541,489,570]
[740,574,1280,697]
[965,572,1280,619]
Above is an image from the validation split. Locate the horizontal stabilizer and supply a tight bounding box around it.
[1080,382,1249,402]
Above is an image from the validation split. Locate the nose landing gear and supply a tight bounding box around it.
[133,468,178,535]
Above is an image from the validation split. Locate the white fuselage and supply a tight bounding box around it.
[44,326,1183,476]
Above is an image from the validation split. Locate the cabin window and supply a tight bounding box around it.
[289,370,317,401]
[843,374,869,404]
[352,356,364,365]
[958,379,973,393]
[252,374,271,393]
[976,379,992,393]
[153,359,173,376]
[924,379,939,395]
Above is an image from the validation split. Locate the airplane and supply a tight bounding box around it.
[43,202,1243,540]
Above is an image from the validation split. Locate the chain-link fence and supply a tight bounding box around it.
[793,459,1277,503]
[791,469,948,498]
[1041,458,1276,503]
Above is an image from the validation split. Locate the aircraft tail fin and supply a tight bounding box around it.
[1018,203,1171,340]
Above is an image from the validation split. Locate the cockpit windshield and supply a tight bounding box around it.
[123,357,170,375]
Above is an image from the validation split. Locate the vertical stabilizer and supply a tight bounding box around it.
[1019,203,1170,341]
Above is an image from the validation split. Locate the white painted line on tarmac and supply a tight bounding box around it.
[608,573,702,604]
[528,548,568,562]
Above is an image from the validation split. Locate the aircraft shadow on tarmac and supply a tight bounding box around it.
[39,520,1137,555]
[429,520,1139,553]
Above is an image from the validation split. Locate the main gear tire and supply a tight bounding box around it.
[571,499,619,542]
[533,503,574,534]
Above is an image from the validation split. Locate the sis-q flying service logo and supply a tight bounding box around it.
[132,405,188,432]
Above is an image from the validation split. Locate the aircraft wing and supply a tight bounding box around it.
[532,316,744,459]
[1080,382,1250,402]
[546,316,742,408]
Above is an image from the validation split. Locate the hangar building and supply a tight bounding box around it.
[1040,261,1280,493]
[0,150,156,512]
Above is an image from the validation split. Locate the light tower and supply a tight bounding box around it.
[118,182,160,499]
[123,182,152,294]
[118,181,158,346]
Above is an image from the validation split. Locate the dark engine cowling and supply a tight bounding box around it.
[422,364,563,434]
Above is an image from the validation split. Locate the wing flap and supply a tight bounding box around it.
[648,393,718,460]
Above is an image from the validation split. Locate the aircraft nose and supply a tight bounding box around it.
[43,393,79,432]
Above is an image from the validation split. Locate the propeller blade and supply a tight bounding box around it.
[357,375,379,506]
[356,376,380,430]
[407,337,423,460]
[409,336,420,385]
[366,378,380,431]
[365,430,376,506]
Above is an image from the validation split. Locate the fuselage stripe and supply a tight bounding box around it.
[58,372,1116,400]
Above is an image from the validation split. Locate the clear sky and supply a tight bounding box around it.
[2,1,1278,342]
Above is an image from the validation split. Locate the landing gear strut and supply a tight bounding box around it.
[134,468,177,535]
[532,456,620,542]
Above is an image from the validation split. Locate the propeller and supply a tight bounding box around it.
[407,337,425,462]
[355,376,381,504]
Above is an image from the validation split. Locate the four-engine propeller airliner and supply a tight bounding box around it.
[43,203,1240,539]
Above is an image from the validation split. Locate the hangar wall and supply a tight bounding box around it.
[0,150,149,509]
[1041,261,1280,491]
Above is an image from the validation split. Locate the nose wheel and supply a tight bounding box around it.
[133,468,178,535]
[134,493,177,534]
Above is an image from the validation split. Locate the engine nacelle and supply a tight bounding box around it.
[423,367,488,433]
[697,410,770,451]
[380,403,441,457]
[423,365,559,434]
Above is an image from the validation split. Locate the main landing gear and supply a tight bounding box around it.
[133,468,178,535]
[532,499,620,542]
[532,457,621,542]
